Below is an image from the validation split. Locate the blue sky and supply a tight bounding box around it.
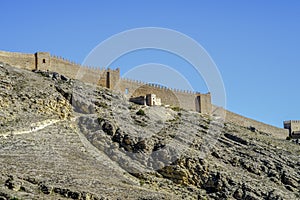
[1,1,299,128]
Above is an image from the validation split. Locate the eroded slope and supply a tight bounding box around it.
[0,63,299,200]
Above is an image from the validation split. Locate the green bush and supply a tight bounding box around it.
[171,106,181,112]
[286,136,292,140]
[139,180,145,186]
[136,109,145,116]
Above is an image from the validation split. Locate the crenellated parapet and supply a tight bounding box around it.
[0,50,290,138]
[115,77,212,114]
[283,120,300,139]
[0,50,35,70]
[0,49,213,114]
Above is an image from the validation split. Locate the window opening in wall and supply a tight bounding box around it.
[42,59,46,63]
[125,88,129,94]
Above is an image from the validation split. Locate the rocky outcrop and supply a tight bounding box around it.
[0,63,299,199]
[0,63,72,134]
[2,174,104,200]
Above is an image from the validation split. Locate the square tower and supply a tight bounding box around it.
[103,68,120,89]
[196,93,212,114]
[284,120,300,138]
[35,52,51,70]
[146,94,161,106]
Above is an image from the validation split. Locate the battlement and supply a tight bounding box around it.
[283,120,300,139]
[120,77,199,94]
[0,50,289,138]
[0,49,212,114]
[116,77,212,114]
[284,120,300,124]
[0,50,35,70]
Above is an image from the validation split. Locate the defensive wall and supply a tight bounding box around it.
[36,52,109,85]
[0,50,289,138]
[224,109,288,139]
[0,50,114,85]
[0,50,35,70]
[115,78,212,113]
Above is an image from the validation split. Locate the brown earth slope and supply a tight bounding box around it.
[0,62,299,200]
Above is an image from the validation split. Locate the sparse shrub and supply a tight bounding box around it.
[171,106,181,112]
[139,180,145,186]
[286,136,292,140]
[136,109,145,116]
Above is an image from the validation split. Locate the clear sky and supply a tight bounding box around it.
[1,0,299,128]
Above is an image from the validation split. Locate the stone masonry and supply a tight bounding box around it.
[0,50,290,138]
[284,120,300,139]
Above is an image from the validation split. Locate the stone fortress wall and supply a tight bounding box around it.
[116,78,211,112]
[0,50,110,85]
[224,109,288,139]
[0,51,35,70]
[35,52,109,85]
[0,50,288,138]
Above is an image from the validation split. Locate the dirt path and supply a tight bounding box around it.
[2,119,61,137]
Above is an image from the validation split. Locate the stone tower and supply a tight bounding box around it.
[284,120,300,139]
[196,93,212,114]
[98,68,120,89]
[35,52,51,70]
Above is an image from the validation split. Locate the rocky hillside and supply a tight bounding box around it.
[0,62,299,200]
